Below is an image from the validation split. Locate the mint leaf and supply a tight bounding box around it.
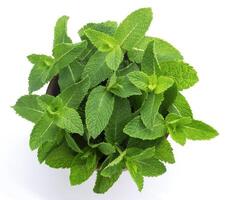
[161,61,198,90]
[58,76,90,108]
[93,156,122,193]
[168,126,186,145]
[127,147,155,161]
[168,92,193,117]
[117,63,139,76]
[155,76,174,94]
[50,41,87,77]
[140,93,164,129]
[124,115,166,140]
[126,160,144,191]
[29,115,60,150]
[58,60,84,90]
[155,138,175,164]
[105,98,132,145]
[90,142,116,155]
[128,71,149,91]
[65,133,82,153]
[86,86,115,139]
[53,16,72,47]
[85,28,118,52]
[128,37,183,63]
[55,107,83,134]
[45,142,75,168]
[114,8,152,50]
[141,41,161,75]
[82,51,112,87]
[109,76,141,98]
[13,95,44,123]
[79,21,118,39]
[106,45,123,71]
[182,120,218,140]
[28,54,54,93]
[70,149,97,185]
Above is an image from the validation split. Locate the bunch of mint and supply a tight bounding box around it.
[13,8,218,193]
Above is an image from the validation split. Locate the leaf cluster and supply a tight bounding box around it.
[13,8,218,193]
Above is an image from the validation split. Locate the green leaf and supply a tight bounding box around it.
[155,76,174,94]
[45,142,75,168]
[55,107,83,135]
[109,76,141,98]
[13,95,44,123]
[29,114,60,150]
[28,55,54,93]
[114,8,152,50]
[85,28,118,52]
[106,45,123,71]
[58,76,90,108]
[141,41,161,75]
[128,37,183,63]
[82,51,112,87]
[127,147,155,161]
[105,98,132,145]
[128,71,149,91]
[166,113,192,126]
[140,93,164,129]
[70,149,97,185]
[126,160,144,191]
[65,133,82,153]
[182,120,218,140]
[136,157,166,177]
[168,126,186,145]
[155,138,175,164]
[93,156,122,194]
[124,115,166,140]
[79,21,118,39]
[58,60,84,91]
[86,86,115,139]
[161,61,198,90]
[117,63,139,76]
[101,151,126,177]
[50,41,87,78]
[168,92,193,117]
[53,16,72,47]
[90,142,116,155]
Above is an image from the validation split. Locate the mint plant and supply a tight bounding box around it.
[13,8,218,193]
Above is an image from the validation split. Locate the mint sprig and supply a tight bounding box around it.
[13,7,218,193]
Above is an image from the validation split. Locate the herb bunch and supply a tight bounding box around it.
[13,8,218,193]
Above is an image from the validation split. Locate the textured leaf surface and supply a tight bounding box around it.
[29,115,59,150]
[140,93,164,129]
[155,76,174,94]
[58,60,84,90]
[128,71,149,91]
[70,150,97,185]
[105,98,132,144]
[155,139,175,164]
[94,156,122,193]
[55,107,83,134]
[124,115,166,140]
[126,160,144,191]
[53,16,72,47]
[65,133,82,153]
[168,92,193,117]
[128,37,183,63]
[106,46,123,71]
[182,120,218,140]
[85,28,118,52]
[114,8,152,50]
[13,95,44,123]
[161,61,198,90]
[109,76,141,98]
[141,41,161,75]
[82,51,112,87]
[45,142,75,168]
[59,76,90,108]
[86,86,115,139]
[28,55,54,93]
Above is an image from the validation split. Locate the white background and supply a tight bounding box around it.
[0,0,228,199]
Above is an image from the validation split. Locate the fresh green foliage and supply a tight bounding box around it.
[13,7,218,193]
